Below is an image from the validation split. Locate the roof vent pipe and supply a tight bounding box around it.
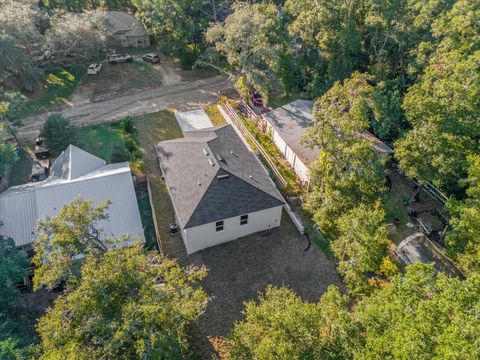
[203,148,209,156]
[208,158,215,166]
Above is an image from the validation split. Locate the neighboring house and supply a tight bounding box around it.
[156,125,285,254]
[105,11,150,48]
[262,99,393,183]
[396,233,464,279]
[0,145,144,251]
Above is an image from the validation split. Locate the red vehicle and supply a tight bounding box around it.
[249,88,263,107]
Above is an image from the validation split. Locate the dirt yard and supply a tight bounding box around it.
[187,214,342,359]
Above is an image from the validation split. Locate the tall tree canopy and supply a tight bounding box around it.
[224,264,480,360]
[395,0,480,193]
[332,202,391,296]
[224,286,360,360]
[446,154,480,275]
[134,0,233,68]
[355,263,480,359]
[303,73,387,233]
[0,235,28,310]
[33,198,111,290]
[205,2,295,99]
[40,114,79,156]
[37,244,207,359]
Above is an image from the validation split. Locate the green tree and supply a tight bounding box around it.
[134,0,232,69]
[355,263,480,360]
[40,114,79,156]
[225,286,360,360]
[446,154,480,275]
[364,0,455,80]
[395,1,480,193]
[0,235,28,310]
[0,0,45,90]
[33,199,111,290]
[37,244,207,359]
[285,0,361,86]
[303,73,387,233]
[43,11,108,68]
[332,202,391,296]
[0,141,17,179]
[205,2,292,100]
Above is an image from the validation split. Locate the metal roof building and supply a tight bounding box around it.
[0,145,144,248]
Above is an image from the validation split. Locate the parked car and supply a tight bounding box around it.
[107,53,133,64]
[87,63,102,75]
[249,88,263,106]
[142,53,160,64]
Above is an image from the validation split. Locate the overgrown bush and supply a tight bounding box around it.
[119,117,136,134]
[111,143,131,163]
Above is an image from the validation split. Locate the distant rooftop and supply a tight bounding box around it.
[105,11,147,37]
[262,99,393,166]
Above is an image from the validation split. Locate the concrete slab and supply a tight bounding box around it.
[175,108,213,132]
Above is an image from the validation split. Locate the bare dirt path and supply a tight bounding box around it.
[17,74,232,141]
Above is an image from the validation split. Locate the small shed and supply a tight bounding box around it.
[396,233,464,278]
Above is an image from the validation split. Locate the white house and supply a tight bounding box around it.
[262,99,393,183]
[0,145,144,251]
[156,125,285,254]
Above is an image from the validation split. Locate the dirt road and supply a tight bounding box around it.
[17,74,232,141]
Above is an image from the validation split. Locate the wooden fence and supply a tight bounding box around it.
[222,102,288,188]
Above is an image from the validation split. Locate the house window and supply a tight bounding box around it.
[240,214,248,226]
[137,39,144,46]
[215,221,224,232]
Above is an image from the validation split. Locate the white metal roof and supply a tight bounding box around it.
[0,146,144,247]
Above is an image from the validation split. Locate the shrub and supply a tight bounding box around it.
[111,143,131,163]
[119,117,136,134]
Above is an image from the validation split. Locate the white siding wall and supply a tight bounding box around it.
[268,125,310,184]
[293,158,310,183]
[182,206,283,254]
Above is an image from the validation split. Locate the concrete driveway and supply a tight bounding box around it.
[186,215,342,359]
[175,108,213,132]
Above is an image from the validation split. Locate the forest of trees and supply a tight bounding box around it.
[1,0,479,358]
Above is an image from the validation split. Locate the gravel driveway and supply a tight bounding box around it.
[16,75,232,141]
[187,216,342,359]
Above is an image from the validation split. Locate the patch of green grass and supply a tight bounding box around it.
[75,124,124,162]
[268,91,304,109]
[135,184,157,251]
[133,111,184,250]
[24,66,85,116]
[204,104,227,126]
[237,113,301,194]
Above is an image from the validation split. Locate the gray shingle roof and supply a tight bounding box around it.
[156,125,284,229]
[105,11,147,37]
[262,99,393,166]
